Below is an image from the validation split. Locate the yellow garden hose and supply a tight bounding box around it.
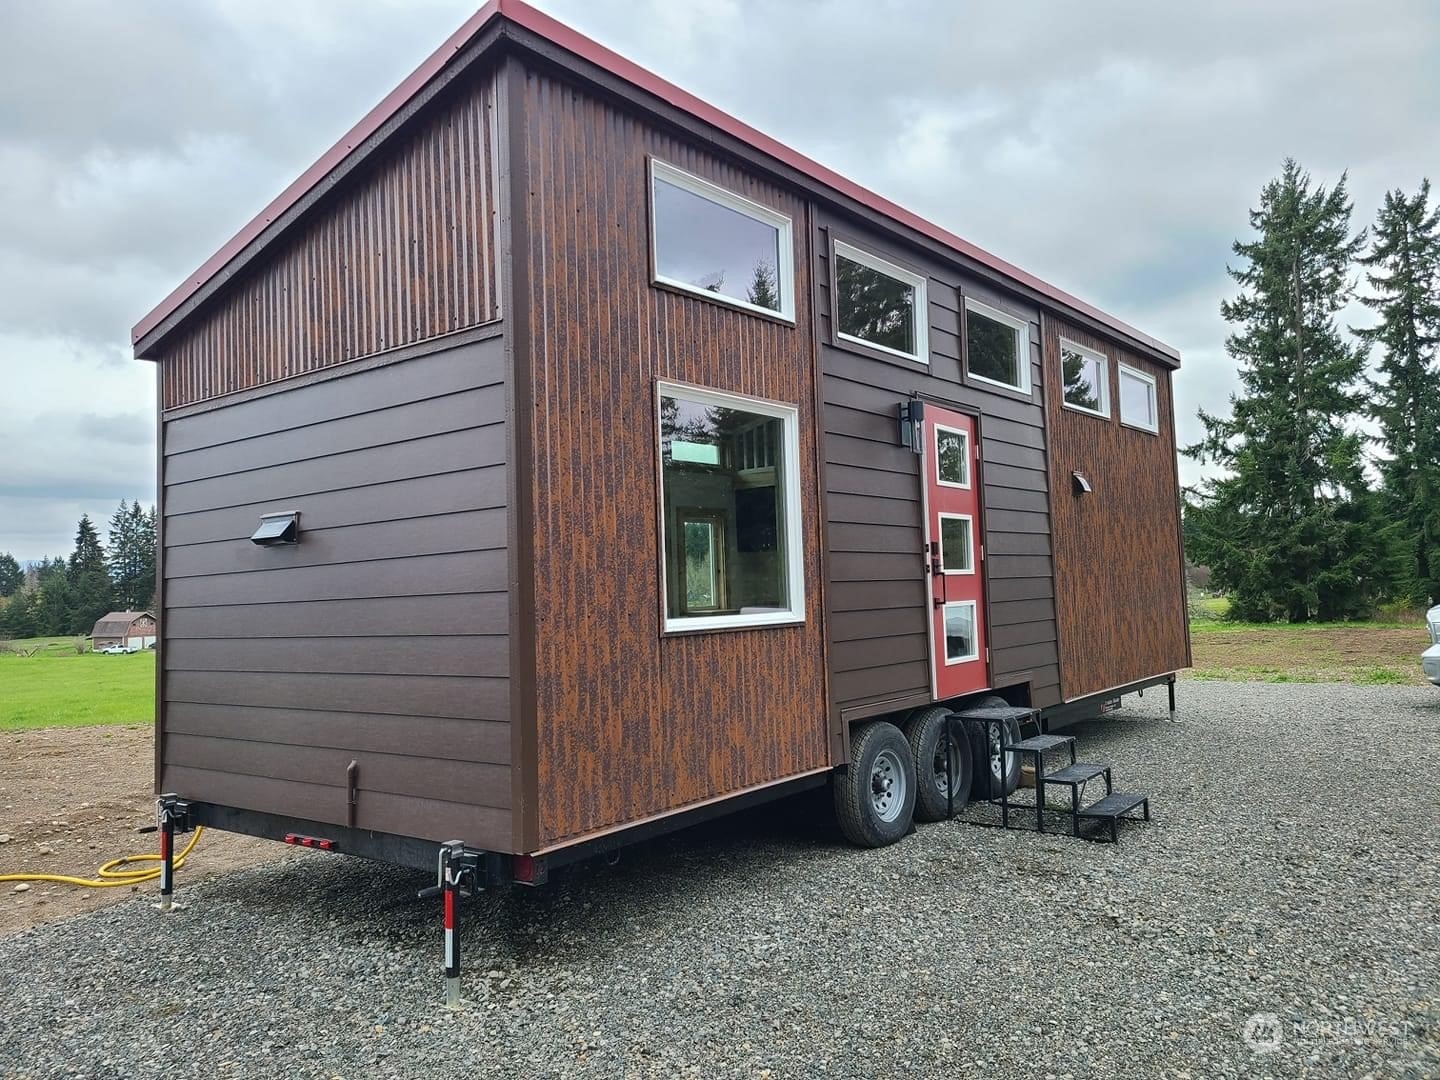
[0,827,204,889]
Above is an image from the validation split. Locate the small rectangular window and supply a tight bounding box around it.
[650,160,795,320]
[943,601,979,663]
[965,298,1030,393]
[934,424,970,489]
[1118,364,1159,433]
[659,383,805,631]
[833,240,928,362]
[1059,339,1109,418]
[939,514,973,574]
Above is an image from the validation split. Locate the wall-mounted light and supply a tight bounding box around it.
[251,510,300,546]
[1071,472,1092,496]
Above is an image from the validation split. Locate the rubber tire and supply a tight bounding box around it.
[969,713,1022,800]
[833,722,916,848]
[904,707,974,822]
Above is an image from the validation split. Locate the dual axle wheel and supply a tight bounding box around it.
[832,702,1020,848]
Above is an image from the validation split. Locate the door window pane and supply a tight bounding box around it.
[935,426,968,487]
[940,516,972,573]
[1061,341,1109,416]
[651,162,792,316]
[965,300,1029,392]
[834,242,926,359]
[944,602,977,662]
[661,389,800,627]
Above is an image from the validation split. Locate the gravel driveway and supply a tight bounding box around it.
[3,681,1437,1079]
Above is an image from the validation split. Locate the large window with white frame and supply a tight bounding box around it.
[1059,338,1110,418]
[964,297,1031,393]
[657,382,805,631]
[833,240,928,362]
[1118,363,1159,433]
[650,160,795,321]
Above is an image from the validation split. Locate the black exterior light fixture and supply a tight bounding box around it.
[1071,471,1092,496]
[251,510,300,546]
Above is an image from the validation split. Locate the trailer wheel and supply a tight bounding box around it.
[904,707,973,821]
[834,722,916,847]
[969,713,1021,800]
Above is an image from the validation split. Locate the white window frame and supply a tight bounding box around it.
[832,239,929,363]
[1118,363,1159,434]
[1058,338,1110,419]
[649,159,796,322]
[964,297,1032,394]
[942,600,980,665]
[656,381,806,633]
[938,513,975,576]
[933,423,971,490]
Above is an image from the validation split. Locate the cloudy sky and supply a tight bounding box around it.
[1,0,1436,563]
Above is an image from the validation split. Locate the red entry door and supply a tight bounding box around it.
[922,407,988,700]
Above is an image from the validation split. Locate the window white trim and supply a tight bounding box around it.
[964,297,1031,394]
[832,239,929,363]
[938,513,975,576]
[1058,338,1110,419]
[656,381,806,633]
[942,600,980,665]
[933,423,971,490]
[1118,363,1159,434]
[649,159,796,322]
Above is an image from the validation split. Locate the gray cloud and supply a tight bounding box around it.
[1,0,1435,560]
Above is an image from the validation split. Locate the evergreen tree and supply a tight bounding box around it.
[0,553,21,597]
[1185,160,1404,621]
[32,560,73,637]
[745,260,779,311]
[1,590,36,639]
[1355,179,1440,604]
[106,500,156,610]
[66,514,113,635]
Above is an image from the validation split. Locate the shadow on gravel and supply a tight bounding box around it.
[213,785,843,965]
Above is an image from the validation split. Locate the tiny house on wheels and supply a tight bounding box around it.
[132,0,1188,990]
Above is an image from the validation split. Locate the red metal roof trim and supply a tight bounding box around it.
[133,0,1179,363]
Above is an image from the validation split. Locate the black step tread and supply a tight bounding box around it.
[1004,734,1074,754]
[1076,792,1148,819]
[952,705,1037,723]
[1041,762,1110,785]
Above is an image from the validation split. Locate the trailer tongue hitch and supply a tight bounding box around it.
[417,841,485,1008]
[153,794,193,913]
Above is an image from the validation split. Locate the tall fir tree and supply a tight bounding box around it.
[67,514,113,635]
[1355,179,1440,604]
[32,559,73,637]
[1,589,37,639]
[106,500,156,610]
[1185,160,1404,621]
[0,552,21,597]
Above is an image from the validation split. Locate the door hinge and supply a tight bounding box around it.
[985,647,991,662]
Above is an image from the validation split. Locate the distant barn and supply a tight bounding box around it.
[90,611,158,651]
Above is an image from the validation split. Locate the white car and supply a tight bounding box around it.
[1424,604,1440,686]
[98,643,137,655]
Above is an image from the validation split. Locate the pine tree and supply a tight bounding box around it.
[33,560,73,637]
[745,260,779,311]
[1185,160,1404,621]
[106,500,155,610]
[66,514,113,635]
[1,590,36,639]
[1356,179,1440,604]
[0,553,21,597]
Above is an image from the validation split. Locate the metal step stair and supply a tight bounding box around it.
[945,705,1151,844]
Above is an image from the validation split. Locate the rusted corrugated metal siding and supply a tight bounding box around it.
[816,215,1063,716]
[517,66,829,847]
[159,339,514,847]
[158,70,503,410]
[1043,317,1189,699]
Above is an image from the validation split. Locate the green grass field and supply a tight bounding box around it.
[0,639,155,731]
